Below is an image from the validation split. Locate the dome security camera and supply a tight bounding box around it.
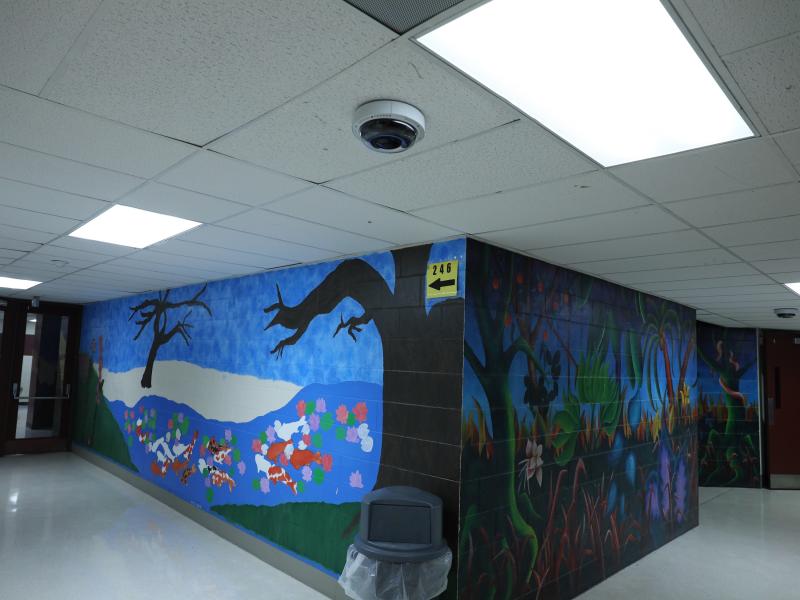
[353,100,425,153]
[774,307,798,319]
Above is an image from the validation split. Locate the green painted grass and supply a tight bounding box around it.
[211,502,361,573]
[73,355,137,471]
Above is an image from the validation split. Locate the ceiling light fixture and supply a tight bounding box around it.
[784,282,800,297]
[69,205,200,249]
[418,0,753,166]
[0,276,41,290]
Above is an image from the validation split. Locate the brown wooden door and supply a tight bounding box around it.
[0,298,82,455]
[763,330,800,489]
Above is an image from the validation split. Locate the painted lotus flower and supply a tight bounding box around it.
[353,402,368,423]
[309,412,320,432]
[518,438,544,492]
[224,428,232,441]
[349,470,364,489]
[336,404,349,425]
[251,439,262,453]
[296,400,306,418]
[321,454,333,472]
[346,427,359,443]
[237,461,246,476]
[302,466,313,482]
[259,477,270,494]
[266,425,276,443]
[316,398,326,413]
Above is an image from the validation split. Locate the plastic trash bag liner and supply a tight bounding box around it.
[338,544,453,600]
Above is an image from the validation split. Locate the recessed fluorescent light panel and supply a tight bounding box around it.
[785,282,800,296]
[69,205,200,249]
[418,0,753,166]
[0,276,41,290]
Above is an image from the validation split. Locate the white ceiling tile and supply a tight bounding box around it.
[607,262,758,285]
[0,142,143,200]
[698,317,750,328]
[481,206,686,251]
[724,33,800,133]
[666,284,792,298]
[41,0,394,144]
[531,230,716,265]
[109,256,226,281]
[734,239,800,261]
[131,249,258,277]
[704,214,800,246]
[328,120,595,211]
[0,205,80,235]
[121,182,248,223]
[664,182,800,227]
[267,186,458,244]
[413,172,648,234]
[686,0,800,56]
[47,236,138,257]
[158,151,311,206]
[218,209,390,254]
[178,225,336,263]
[0,225,55,245]
[751,258,800,273]
[572,249,738,275]
[0,177,108,219]
[775,128,800,167]
[0,1,102,94]
[89,262,199,285]
[29,245,117,266]
[151,239,287,270]
[610,137,796,202]
[0,249,25,261]
[6,258,84,275]
[0,237,41,253]
[211,39,519,182]
[0,86,194,178]
[769,271,800,283]
[635,274,775,291]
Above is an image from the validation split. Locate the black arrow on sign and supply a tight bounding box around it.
[429,278,455,291]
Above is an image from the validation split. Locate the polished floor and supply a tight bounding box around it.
[0,453,326,600]
[2,454,798,600]
[580,486,800,599]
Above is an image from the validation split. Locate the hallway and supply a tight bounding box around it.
[2,452,797,599]
[0,453,326,600]
[580,486,800,599]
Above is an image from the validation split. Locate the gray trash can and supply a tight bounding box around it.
[338,486,452,600]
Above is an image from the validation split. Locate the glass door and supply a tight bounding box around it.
[0,299,81,455]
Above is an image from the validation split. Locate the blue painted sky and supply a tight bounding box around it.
[81,239,466,388]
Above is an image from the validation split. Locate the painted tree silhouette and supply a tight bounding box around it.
[262,244,464,531]
[129,284,211,388]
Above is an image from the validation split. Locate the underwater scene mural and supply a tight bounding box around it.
[696,322,760,488]
[74,239,466,578]
[459,240,699,600]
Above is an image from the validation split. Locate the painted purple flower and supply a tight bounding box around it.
[150,408,156,417]
[302,466,313,482]
[316,398,326,413]
[260,477,270,494]
[674,459,687,523]
[224,428,232,442]
[177,412,184,423]
[645,482,660,519]
[266,425,276,444]
[309,413,320,432]
[349,470,364,489]
[237,461,247,476]
[345,426,359,443]
[204,477,211,488]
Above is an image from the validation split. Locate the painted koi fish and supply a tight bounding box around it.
[255,454,297,495]
[150,460,168,478]
[289,449,322,470]
[207,437,232,464]
[266,440,293,463]
[180,465,197,485]
[198,458,236,492]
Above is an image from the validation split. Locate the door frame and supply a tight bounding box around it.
[0,297,82,456]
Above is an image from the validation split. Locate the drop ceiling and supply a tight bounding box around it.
[0,0,798,331]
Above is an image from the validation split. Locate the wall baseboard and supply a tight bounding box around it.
[72,445,349,600]
[770,474,800,489]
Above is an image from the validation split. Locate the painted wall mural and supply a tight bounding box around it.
[696,322,760,488]
[459,240,699,599]
[73,239,466,579]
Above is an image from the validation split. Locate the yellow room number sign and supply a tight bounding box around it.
[426,260,459,299]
